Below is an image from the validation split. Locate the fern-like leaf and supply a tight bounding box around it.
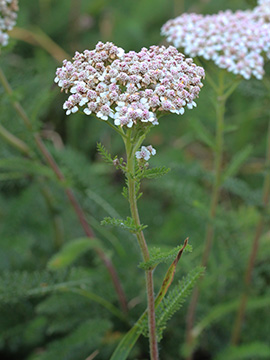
[0,268,93,304]
[140,267,204,340]
[140,166,170,180]
[96,142,114,164]
[101,216,147,233]
[138,244,192,271]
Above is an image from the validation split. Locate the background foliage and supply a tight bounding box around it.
[0,0,269,359]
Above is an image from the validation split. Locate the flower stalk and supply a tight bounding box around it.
[185,71,228,358]
[124,129,159,360]
[53,41,205,357]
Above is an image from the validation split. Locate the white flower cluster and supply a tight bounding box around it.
[0,0,18,47]
[55,42,204,127]
[253,0,270,22]
[161,0,270,80]
[135,145,156,161]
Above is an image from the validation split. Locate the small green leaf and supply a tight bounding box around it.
[154,266,205,341]
[122,186,128,199]
[97,142,114,164]
[222,145,253,182]
[141,166,170,180]
[47,238,102,270]
[101,216,147,233]
[138,243,192,270]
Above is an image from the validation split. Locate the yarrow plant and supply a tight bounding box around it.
[55,41,205,360]
[161,0,270,79]
[162,1,270,358]
[0,0,18,47]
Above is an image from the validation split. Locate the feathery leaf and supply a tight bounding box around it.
[138,244,192,271]
[101,216,147,233]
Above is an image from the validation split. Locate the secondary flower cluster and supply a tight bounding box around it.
[161,1,270,80]
[55,42,204,127]
[0,0,18,47]
[136,145,156,161]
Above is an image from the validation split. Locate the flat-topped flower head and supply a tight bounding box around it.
[55,42,205,128]
[0,0,18,47]
[161,2,270,80]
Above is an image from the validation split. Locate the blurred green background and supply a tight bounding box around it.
[0,0,269,359]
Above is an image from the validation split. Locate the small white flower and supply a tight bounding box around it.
[83,108,92,115]
[146,145,156,156]
[97,111,108,121]
[114,118,121,126]
[140,97,148,104]
[127,120,133,128]
[136,146,151,161]
[71,106,79,113]
[79,97,88,106]
[117,47,125,58]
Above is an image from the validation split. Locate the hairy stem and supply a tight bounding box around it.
[125,131,159,360]
[185,71,226,359]
[0,66,128,314]
[231,121,270,345]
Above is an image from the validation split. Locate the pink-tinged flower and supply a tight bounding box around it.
[161,1,270,80]
[0,0,18,47]
[135,146,156,161]
[55,42,204,127]
[253,0,270,22]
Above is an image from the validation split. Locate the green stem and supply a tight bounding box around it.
[231,120,270,345]
[124,130,159,360]
[185,71,226,359]
[105,120,127,138]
